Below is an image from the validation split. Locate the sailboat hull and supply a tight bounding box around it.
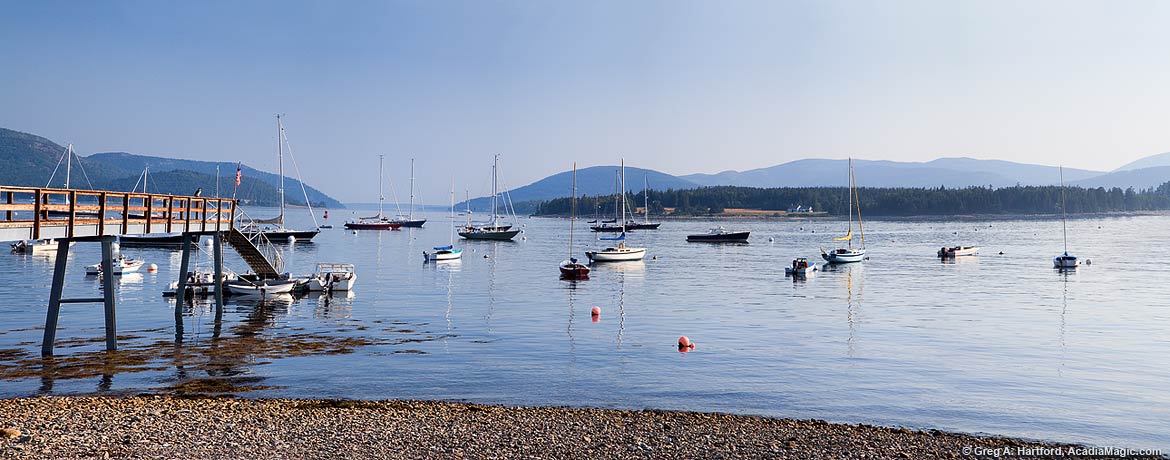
[822,249,865,264]
[586,247,646,262]
[426,249,463,261]
[590,224,626,232]
[393,219,426,228]
[559,261,591,278]
[244,229,321,241]
[625,222,661,230]
[344,221,402,230]
[459,229,520,240]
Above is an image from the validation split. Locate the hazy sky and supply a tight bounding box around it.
[4,1,1170,203]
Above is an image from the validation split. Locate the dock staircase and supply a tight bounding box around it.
[226,227,280,277]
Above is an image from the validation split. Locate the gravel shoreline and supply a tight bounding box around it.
[1,396,1159,459]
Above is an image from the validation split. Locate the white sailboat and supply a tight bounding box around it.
[1053,166,1080,269]
[241,114,321,241]
[559,163,591,278]
[425,179,464,261]
[586,159,647,262]
[822,158,866,264]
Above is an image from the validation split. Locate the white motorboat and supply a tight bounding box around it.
[938,246,979,258]
[305,263,357,291]
[822,158,866,264]
[84,256,145,275]
[1053,166,1080,270]
[784,257,818,277]
[164,271,234,298]
[11,239,73,254]
[226,279,297,296]
[586,159,646,263]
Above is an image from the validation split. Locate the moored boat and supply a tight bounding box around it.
[460,155,521,241]
[559,163,591,279]
[585,159,646,263]
[822,158,866,264]
[244,115,321,242]
[687,227,750,243]
[938,246,979,258]
[120,233,187,246]
[344,154,403,231]
[1053,166,1081,270]
[305,263,357,291]
[426,180,464,262]
[11,239,73,254]
[784,257,818,277]
[225,278,297,296]
[85,256,145,275]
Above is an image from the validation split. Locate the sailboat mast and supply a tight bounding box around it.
[65,144,72,189]
[144,167,148,194]
[621,158,627,232]
[409,158,416,220]
[465,190,471,227]
[570,162,577,259]
[378,154,385,219]
[1060,166,1068,253]
[847,158,853,249]
[644,175,649,222]
[491,154,499,227]
[277,114,286,225]
[449,177,455,245]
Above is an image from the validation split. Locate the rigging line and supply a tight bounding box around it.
[45,146,68,187]
[130,169,145,194]
[278,123,320,228]
[74,154,96,190]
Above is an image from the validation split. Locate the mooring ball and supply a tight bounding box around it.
[147,264,158,272]
[591,307,601,316]
[678,336,692,348]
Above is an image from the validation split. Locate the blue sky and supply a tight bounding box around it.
[4,1,1170,203]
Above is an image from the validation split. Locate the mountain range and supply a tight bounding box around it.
[0,127,343,208]
[486,155,1170,209]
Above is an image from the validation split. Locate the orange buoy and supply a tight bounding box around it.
[591,307,601,316]
[678,336,692,348]
[146,264,158,272]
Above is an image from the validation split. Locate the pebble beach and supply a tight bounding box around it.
[0,396,1149,459]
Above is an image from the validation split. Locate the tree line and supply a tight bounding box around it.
[529,182,1170,217]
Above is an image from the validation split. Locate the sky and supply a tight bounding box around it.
[3,0,1170,203]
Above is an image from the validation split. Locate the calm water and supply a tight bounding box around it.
[1,210,1168,449]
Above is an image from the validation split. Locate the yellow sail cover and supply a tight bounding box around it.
[834,230,853,241]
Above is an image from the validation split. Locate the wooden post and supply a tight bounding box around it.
[67,191,76,238]
[145,195,154,234]
[121,194,130,234]
[33,190,41,239]
[201,199,208,232]
[98,192,108,236]
[100,236,117,351]
[166,197,174,233]
[175,233,193,312]
[41,239,71,356]
[213,232,224,313]
[184,198,192,232]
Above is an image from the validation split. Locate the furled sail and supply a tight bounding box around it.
[834,230,853,241]
[252,215,284,225]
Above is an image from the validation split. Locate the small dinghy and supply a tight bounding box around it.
[85,256,145,275]
[11,239,73,254]
[784,257,818,277]
[164,271,234,298]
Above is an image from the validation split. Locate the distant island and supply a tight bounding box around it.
[531,183,1170,217]
[0,127,343,208]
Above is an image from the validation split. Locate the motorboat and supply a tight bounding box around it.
[84,256,145,275]
[784,257,818,277]
[305,263,357,291]
[163,271,234,298]
[686,227,750,243]
[226,278,297,296]
[11,239,73,254]
[938,246,979,258]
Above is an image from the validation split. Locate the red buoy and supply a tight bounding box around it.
[591,307,601,316]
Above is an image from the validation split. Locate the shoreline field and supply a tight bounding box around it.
[1,396,1161,459]
[529,209,1170,222]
